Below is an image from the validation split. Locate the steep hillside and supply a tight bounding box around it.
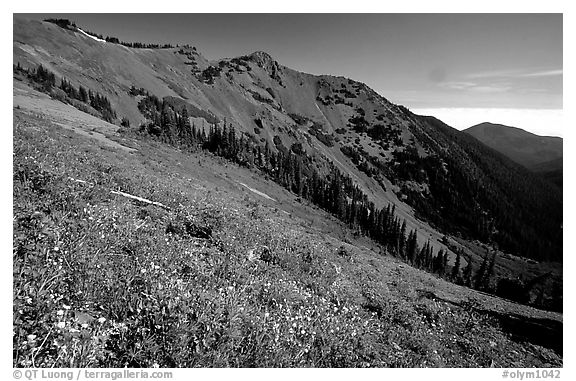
[464,122,563,170]
[13,18,561,278]
[12,90,562,366]
[12,17,564,367]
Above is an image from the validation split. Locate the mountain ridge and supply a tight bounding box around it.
[13,17,562,264]
[464,122,563,169]
[464,121,562,189]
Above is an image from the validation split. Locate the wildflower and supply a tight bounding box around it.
[56,322,66,329]
[57,310,64,316]
[81,323,89,329]
[264,312,270,318]
[98,317,106,324]
[27,334,37,342]
[141,268,147,274]
[63,304,71,310]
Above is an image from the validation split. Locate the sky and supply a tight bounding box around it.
[19,13,563,136]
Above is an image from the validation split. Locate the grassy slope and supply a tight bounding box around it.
[13,85,561,367]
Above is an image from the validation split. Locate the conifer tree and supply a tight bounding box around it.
[474,253,489,290]
[399,220,407,257]
[462,255,473,287]
[452,249,462,281]
[406,230,418,265]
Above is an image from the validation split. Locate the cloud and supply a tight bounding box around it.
[439,81,511,93]
[466,68,562,79]
[440,81,476,90]
[516,69,563,78]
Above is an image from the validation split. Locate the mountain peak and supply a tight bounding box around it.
[246,51,276,68]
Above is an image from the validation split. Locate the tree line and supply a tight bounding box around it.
[44,19,176,49]
[14,63,117,123]
[137,95,510,288]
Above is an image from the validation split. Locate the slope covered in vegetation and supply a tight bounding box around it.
[13,100,562,367]
[13,17,561,267]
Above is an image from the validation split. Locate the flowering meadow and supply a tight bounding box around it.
[13,111,561,367]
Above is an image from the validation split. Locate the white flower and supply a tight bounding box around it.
[63,304,71,310]
[98,317,106,324]
[56,322,66,329]
[27,334,37,342]
[57,310,64,316]
[264,312,270,318]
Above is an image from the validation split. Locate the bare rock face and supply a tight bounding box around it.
[248,51,275,68]
[247,51,284,84]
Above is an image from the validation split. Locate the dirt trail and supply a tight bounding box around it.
[237,181,277,201]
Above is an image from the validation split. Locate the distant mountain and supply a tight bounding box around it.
[464,122,562,189]
[464,122,562,170]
